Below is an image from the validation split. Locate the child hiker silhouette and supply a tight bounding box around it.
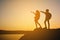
[41,9,52,29]
[31,10,42,29]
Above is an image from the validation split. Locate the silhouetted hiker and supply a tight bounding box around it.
[31,10,42,29]
[41,9,52,29]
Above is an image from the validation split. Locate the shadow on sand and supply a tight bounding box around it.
[19,28,60,40]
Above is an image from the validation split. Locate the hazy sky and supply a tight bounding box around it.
[0,0,60,30]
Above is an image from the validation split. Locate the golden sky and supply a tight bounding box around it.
[0,0,60,30]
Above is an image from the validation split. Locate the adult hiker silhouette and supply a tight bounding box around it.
[31,10,42,29]
[41,9,52,29]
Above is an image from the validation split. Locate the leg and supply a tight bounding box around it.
[35,22,37,28]
[35,20,38,28]
[37,22,42,28]
[44,20,47,29]
[48,20,50,29]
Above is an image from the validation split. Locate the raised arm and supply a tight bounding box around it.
[40,11,45,13]
[31,11,35,15]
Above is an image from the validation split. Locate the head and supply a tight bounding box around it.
[46,9,49,12]
[36,10,39,13]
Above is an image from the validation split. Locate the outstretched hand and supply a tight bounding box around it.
[40,11,45,13]
[40,11,43,12]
